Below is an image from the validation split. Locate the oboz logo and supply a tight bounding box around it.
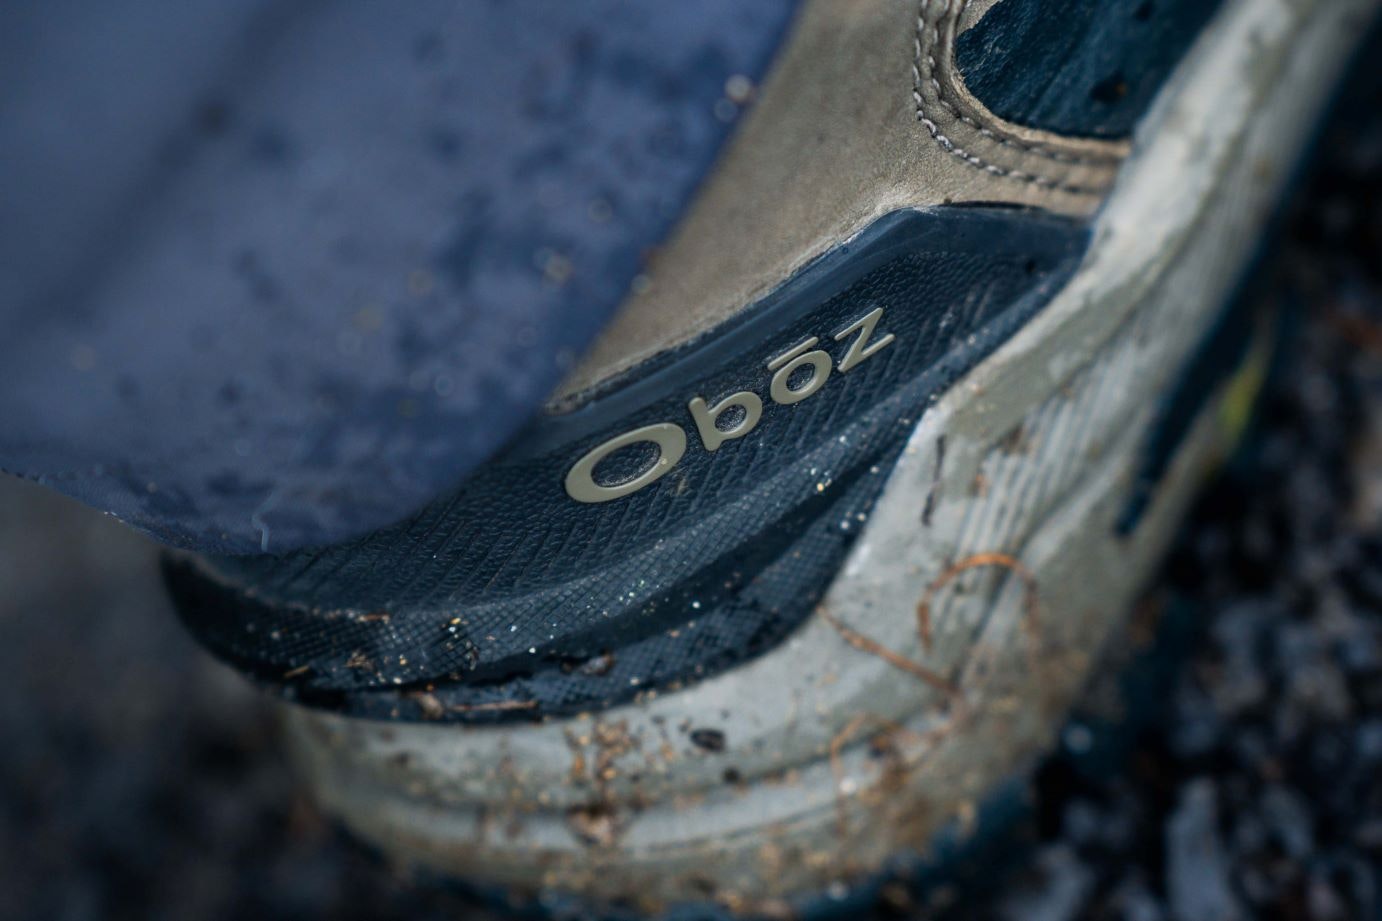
[565,307,895,503]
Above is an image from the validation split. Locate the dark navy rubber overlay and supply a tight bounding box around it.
[956,0,1224,139]
[0,0,798,554]
[167,205,1090,723]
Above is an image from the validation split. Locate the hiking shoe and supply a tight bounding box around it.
[163,0,1380,916]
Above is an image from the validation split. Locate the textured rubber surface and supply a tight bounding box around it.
[0,0,798,554]
[169,205,1090,722]
[956,0,1224,139]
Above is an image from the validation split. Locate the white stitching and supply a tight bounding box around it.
[912,0,1117,194]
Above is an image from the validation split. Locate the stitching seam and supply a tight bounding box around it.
[912,0,1115,195]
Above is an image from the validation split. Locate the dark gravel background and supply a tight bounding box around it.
[1,40,1379,921]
